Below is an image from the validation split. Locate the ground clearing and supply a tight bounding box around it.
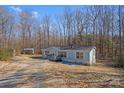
[0,55,124,88]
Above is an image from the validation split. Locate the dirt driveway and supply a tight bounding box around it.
[0,55,46,88]
[0,55,124,88]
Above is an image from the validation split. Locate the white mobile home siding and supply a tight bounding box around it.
[41,47,60,60]
[61,50,91,65]
[41,49,47,58]
[90,49,96,64]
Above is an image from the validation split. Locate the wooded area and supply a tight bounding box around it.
[0,6,124,66]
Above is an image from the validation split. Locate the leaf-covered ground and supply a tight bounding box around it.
[42,59,124,88]
[0,55,124,88]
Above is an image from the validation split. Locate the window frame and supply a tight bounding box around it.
[45,50,49,55]
[63,52,67,58]
[76,52,83,59]
[58,51,67,58]
[58,51,63,57]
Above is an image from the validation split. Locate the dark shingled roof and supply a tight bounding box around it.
[60,46,96,50]
[41,46,96,50]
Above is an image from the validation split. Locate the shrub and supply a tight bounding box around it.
[0,48,13,61]
[114,55,124,68]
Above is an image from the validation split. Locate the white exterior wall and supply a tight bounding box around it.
[41,47,60,60]
[90,49,96,64]
[61,50,91,65]
[23,48,34,54]
[41,49,47,58]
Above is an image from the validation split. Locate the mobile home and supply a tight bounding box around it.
[58,46,96,65]
[41,46,96,65]
[41,47,60,60]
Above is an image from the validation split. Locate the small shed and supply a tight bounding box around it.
[22,48,34,55]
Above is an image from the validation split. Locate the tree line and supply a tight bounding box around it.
[0,5,124,62]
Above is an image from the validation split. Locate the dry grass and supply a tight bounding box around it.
[0,55,124,88]
[42,60,124,88]
[42,60,124,75]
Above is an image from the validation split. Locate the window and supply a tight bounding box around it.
[63,52,67,58]
[58,51,67,58]
[58,51,63,57]
[45,51,49,55]
[76,52,83,59]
